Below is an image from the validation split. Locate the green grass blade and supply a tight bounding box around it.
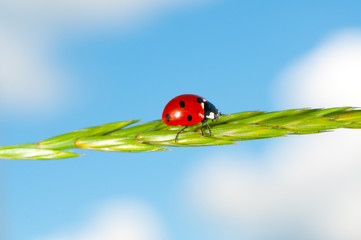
[76,136,168,152]
[109,120,164,137]
[2,107,361,159]
[0,147,80,160]
[38,120,139,149]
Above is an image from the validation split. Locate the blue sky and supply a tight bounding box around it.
[2,0,361,240]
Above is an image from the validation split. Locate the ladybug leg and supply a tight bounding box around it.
[201,119,212,136]
[200,121,205,136]
[205,121,212,136]
[215,113,220,123]
[175,126,188,142]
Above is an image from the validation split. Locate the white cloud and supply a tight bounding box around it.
[0,26,69,114]
[1,0,206,30]
[37,199,167,240]
[275,30,361,108]
[187,131,361,240]
[185,30,361,240]
[0,0,210,115]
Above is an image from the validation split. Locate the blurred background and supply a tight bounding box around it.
[1,0,361,239]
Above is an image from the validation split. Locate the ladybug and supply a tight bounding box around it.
[162,94,221,142]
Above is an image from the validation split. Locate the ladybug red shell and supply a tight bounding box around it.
[162,94,221,141]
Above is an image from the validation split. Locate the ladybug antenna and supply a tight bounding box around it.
[175,126,188,142]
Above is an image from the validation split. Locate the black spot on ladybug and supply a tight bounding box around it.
[166,114,170,122]
[179,100,185,108]
[197,97,204,103]
[187,114,192,121]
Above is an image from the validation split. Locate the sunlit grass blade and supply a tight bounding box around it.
[215,111,264,124]
[135,130,192,142]
[211,124,290,140]
[307,107,353,117]
[228,109,313,124]
[109,120,164,137]
[2,107,361,159]
[154,137,235,147]
[263,116,345,131]
[0,146,80,160]
[38,120,139,149]
[107,144,167,152]
[136,130,235,146]
[76,136,168,152]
